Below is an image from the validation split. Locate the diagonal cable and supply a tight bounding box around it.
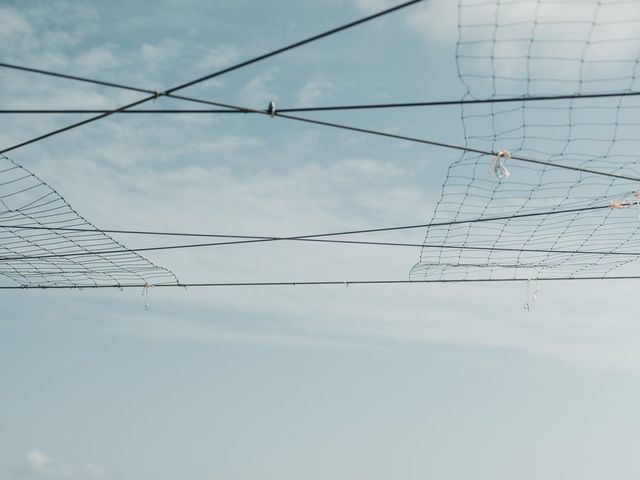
[0,0,423,155]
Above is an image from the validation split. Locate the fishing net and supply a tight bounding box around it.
[0,154,178,287]
[411,0,640,281]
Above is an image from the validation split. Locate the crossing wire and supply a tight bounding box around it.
[0,0,423,155]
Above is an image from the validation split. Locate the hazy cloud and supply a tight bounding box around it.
[25,449,108,479]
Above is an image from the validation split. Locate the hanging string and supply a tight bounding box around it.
[142,282,154,310]
[523,277,540,311]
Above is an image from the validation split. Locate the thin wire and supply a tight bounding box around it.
[0,0,422,155]
[7,109,632,182]
[0,204,613,261]
[3,275,640,289]
[0,96,156,155]
[164,0,424,93]
[273,91,640,111]
[0,109,242,114]
[3,70,639,182]
[0,224,637,257]
[5,69,640,113]
[0,63,154,94]
[274,113,640,182]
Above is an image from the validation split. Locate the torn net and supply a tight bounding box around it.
[411,0,640,281]
[0,155,178,287]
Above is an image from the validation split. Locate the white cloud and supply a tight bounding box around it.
[352,0,397,14]
[140,38,185,66]
[238,68,280,107]
[27,449,53,470]
[75,45,122,73]
[187,135,265,154]
[403,0,457,42]
[296,78,334,107]
[26,449,108,479]
[0,7,33,40]
[353,0,456,42]
[196,45,241,71]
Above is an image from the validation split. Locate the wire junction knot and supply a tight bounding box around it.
[266,101,276,117]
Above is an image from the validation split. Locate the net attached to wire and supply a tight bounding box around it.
[0,154,178,287]
[411,0,640,281]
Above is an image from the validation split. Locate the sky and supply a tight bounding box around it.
[3,0,640,478]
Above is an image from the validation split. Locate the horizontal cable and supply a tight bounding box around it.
[3,275,640,289]
[0,109,242,114]
[0,204,614,261]
[3,73,639,183]
[4,86,640,116]
[0,230,636,257]
[0,0,422,155]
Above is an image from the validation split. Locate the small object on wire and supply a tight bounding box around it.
[607,191,640,217]
[490,149,511,179]
[608,197,632,209]
[266,101,276,117]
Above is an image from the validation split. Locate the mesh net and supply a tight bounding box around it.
[0,154,178,287]
[411,0,640,281]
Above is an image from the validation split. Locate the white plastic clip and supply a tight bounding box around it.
[491,149,511,179]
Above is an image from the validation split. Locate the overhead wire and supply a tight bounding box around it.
[273,112,640,182]
[0,225,638,258]
[0,0,423,155]
[4,70,640,181]
[4,1,640,286]
[0,203,620,261]
[5,61,640,114]
[3,275,640,289]
[3,72,640,182]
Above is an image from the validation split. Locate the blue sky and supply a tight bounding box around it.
[3,0,640,478]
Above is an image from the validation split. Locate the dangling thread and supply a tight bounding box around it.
[142,282,153,310]
[490,149,511,179]
[524,278,539,312]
